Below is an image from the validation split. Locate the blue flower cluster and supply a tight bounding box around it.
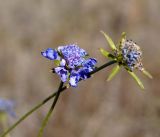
[41,44,97,87]
[120,40,143,71]
[0,98,16,118]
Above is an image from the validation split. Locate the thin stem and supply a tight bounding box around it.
[0,60,116,137]
[0,114,10,137]
[90,60,117,75]
[37,82,63,137]
[0,86,66,137]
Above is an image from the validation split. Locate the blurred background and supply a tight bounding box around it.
[0,0,160,137]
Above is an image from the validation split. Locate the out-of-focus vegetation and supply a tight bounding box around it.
[0,0,160,137]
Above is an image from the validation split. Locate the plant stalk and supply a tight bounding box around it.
[0,60,116,137]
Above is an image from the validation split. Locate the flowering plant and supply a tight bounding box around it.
[0,32,152,137]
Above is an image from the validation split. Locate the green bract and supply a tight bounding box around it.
[100,31,152,89]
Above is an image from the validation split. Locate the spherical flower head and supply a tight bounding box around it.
[58,44,87,68]
[42,44,97,87]
[120,40,143,71]
[0,98,16,118]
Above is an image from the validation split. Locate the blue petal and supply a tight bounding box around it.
[41,48,59,60]
[82,58,97,68]
[55,67,68,82]
[60,59,66,67]
[69,71,80,87]
[78,68,91,80]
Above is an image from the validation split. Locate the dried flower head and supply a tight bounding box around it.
[42,44,97,87]
[119,39,143,71]
[100,31,152,89]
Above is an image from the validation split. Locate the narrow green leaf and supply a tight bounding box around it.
[100,48,110,57]
[54,60,61,66]
[121,32,126,42]
[128,71,144,89]
[142,69,153,79]
[100,31,117,50]
[117,32,126,48]
[99,48,115,59]
[107,65,120,81]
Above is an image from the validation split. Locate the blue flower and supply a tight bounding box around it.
[41,48,59,60]
[0,98,16,118]
[42,44,97,87]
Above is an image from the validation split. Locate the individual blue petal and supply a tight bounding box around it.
[82,58,97,68]
[41,48,59,60]
[55,67,68,82]
[60,59,66,67]
[78,67,91,80]
[0,98,16,118]
[69,71,80,87]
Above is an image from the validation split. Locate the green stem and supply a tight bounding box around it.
[0,60,116,137]
[0,86,66,137]
[37,82,63,137]
[90,60,117,75]
[0,114,10,137]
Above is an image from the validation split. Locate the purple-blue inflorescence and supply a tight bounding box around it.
[58,45,87,68]
[0,98,16,118]
[42,44,97,87]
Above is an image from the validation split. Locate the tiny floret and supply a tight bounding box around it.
[42,44,97,87]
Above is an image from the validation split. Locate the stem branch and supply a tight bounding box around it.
[37,82,63,137]
[0,60,116,137]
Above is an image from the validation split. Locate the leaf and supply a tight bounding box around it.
[121,32,126,43]
[100,48,110,57]
[142,69,153,79]
[54,60,61,66]
[99,48,115,59]
[107,65,120,81]
[127,71,144,89]
[100,31,117,50]
[117,32,126,48]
